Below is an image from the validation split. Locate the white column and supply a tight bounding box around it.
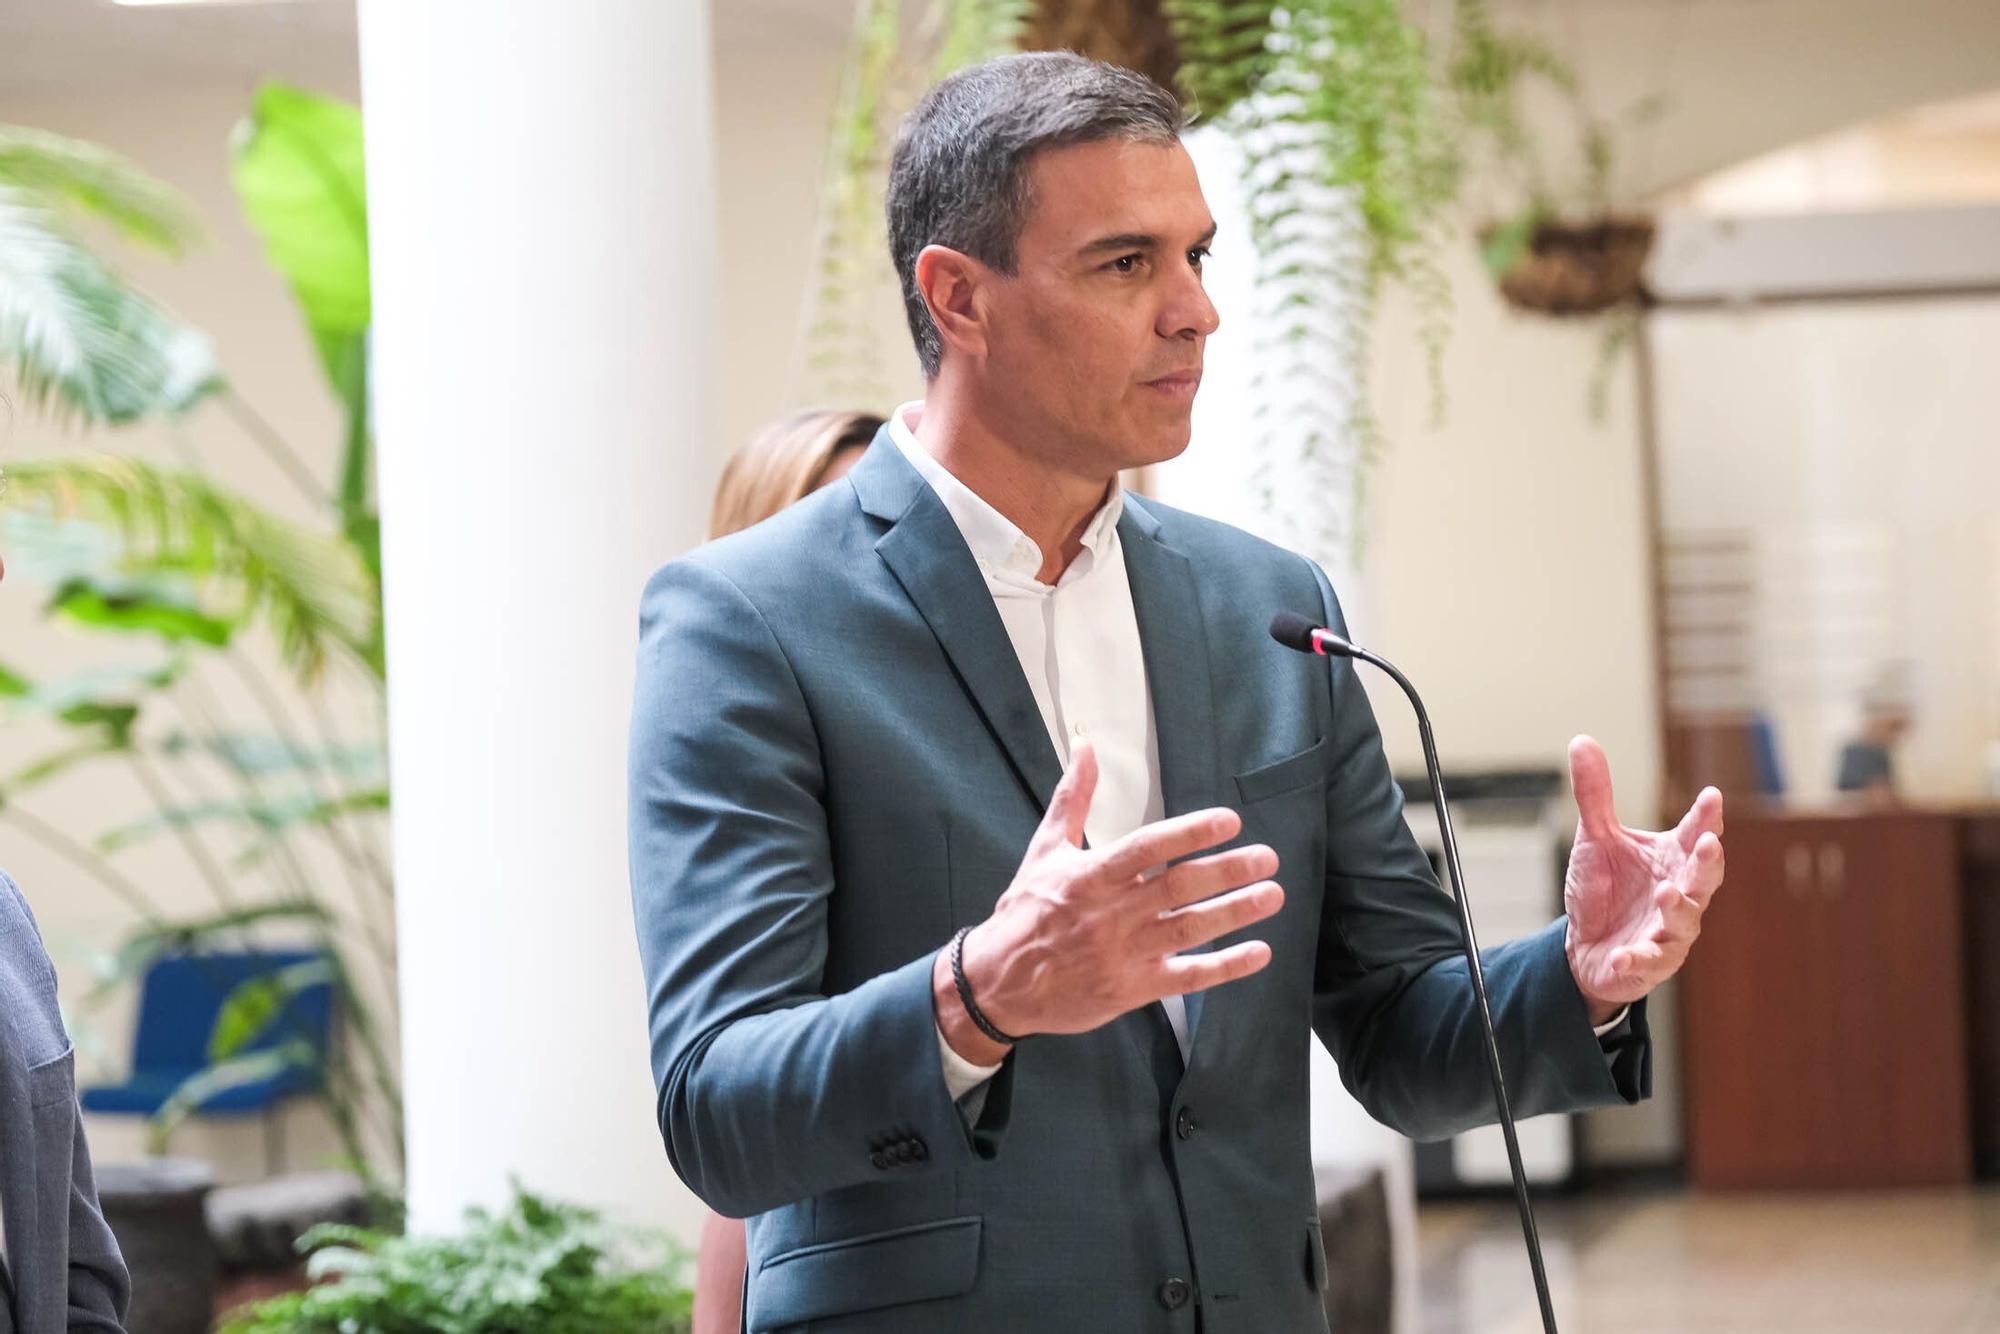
[358,0,718,1234]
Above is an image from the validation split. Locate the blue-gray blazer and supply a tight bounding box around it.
[628,431,1649,1333]
[0,870,129,1334]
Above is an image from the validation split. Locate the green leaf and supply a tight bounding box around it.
[1480,207,1542,281]
[209,955,337,1062]
[229,83,368,353]
[221,1182,693,1332]
[95,786,387,855]
[0,125,204,256]
[0,658,183,746]
[229,82,376,571]
[0,184,222,425]
[88,900,335,1004]
[4,737,120,795]
[147,1039,318,1153]
[48,571,239,646]
[154,729,385,781]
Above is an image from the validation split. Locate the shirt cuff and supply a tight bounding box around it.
[1590,1003,1632,1040]
[937,1020,1005,1102]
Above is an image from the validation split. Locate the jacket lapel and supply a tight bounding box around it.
[851,434,1065,815]
[853,436,1228,1067]
[1119,497,1224,1051]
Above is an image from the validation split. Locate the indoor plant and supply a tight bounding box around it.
[0,90,402,1207]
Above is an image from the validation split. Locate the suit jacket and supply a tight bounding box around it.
[0,870,129,1334]
[627,431,1650,1333]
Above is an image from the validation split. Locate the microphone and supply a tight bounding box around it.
[1269,610,1562,1334]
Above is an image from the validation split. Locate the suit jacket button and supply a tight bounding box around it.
[1157,1277,1191,1309]
[909,1139,929,1161]
[1175,1106,1199,1140]
[871,1151,890,1170]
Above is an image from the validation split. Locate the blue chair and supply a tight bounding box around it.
[1747,709,1785,797]
[82,949,336,1171]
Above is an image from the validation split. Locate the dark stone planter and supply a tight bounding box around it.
[95,1158,219,1334]
[1317,1163,1393,1334]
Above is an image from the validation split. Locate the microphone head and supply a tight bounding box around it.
[1269,611,1322,655]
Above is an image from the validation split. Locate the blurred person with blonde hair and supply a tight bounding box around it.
[688,406,882,1334]
[706,408,883,541]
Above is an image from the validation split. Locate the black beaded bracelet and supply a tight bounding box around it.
[949,925,1023,1046]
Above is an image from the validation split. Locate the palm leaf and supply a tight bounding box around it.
[155,728,385,781]
[85,899,335,1004]
[0,124,203,256]
[96,787,388,855]
[146,1039,319,1153]
[0,657,185,748]
[3,737,122,796]
[0,184,220,425]
[0,456,376,683]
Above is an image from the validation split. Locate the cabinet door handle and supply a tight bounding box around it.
[1786,843,1813,899]
[1818,841,1845,900]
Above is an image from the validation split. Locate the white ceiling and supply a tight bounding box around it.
[0,0,850,102]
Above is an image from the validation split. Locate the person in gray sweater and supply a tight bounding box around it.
[0,509,132,1331]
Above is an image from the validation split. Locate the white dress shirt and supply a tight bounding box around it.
[888,403,1189,1113]
[891,400,1630,1116]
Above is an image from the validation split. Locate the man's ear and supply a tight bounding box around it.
[914,244,991,364]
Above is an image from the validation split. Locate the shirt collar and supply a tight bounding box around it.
[887,399,1124,581]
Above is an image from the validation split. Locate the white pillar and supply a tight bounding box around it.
[358,0,718,1234]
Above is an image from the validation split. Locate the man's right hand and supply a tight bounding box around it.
[933,738,1283,1066]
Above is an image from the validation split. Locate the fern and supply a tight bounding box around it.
[219,1185,693,1334]
[792,1,1035,409]
[1167,0,1460,566]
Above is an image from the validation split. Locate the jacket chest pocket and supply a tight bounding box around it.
[1233,735,1330,806]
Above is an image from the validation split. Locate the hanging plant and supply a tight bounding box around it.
[793,0,1466,565]
[1167,0,1461,564]
[1446,0,1670,416]
[792,1,1033,409]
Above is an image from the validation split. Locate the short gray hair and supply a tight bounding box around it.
[886,51,1186,379]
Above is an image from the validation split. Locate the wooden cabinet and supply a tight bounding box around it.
[1679,811,1971,1187]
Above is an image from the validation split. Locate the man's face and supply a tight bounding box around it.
[962,137,1220,478]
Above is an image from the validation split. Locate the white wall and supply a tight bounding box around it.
[1359,0,2000,1167]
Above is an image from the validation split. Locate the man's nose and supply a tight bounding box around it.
[1162,265,1220,339]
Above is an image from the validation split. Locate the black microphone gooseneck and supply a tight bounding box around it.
[1269,610,1560,1334]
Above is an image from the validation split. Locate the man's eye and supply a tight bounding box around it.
[1189,245,1212,267]
[1111,254,1143,273]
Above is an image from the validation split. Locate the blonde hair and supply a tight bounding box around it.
[706,408,885,541]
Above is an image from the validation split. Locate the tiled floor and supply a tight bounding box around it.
[1416,1183,2000,1333]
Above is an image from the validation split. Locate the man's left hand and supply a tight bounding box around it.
[1562,734,1726,1024]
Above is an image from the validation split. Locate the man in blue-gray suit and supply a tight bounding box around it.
[628,52,1726,1333]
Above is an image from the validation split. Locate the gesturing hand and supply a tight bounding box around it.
[1562,735,1727,1023]
[935,739,1284,1065]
